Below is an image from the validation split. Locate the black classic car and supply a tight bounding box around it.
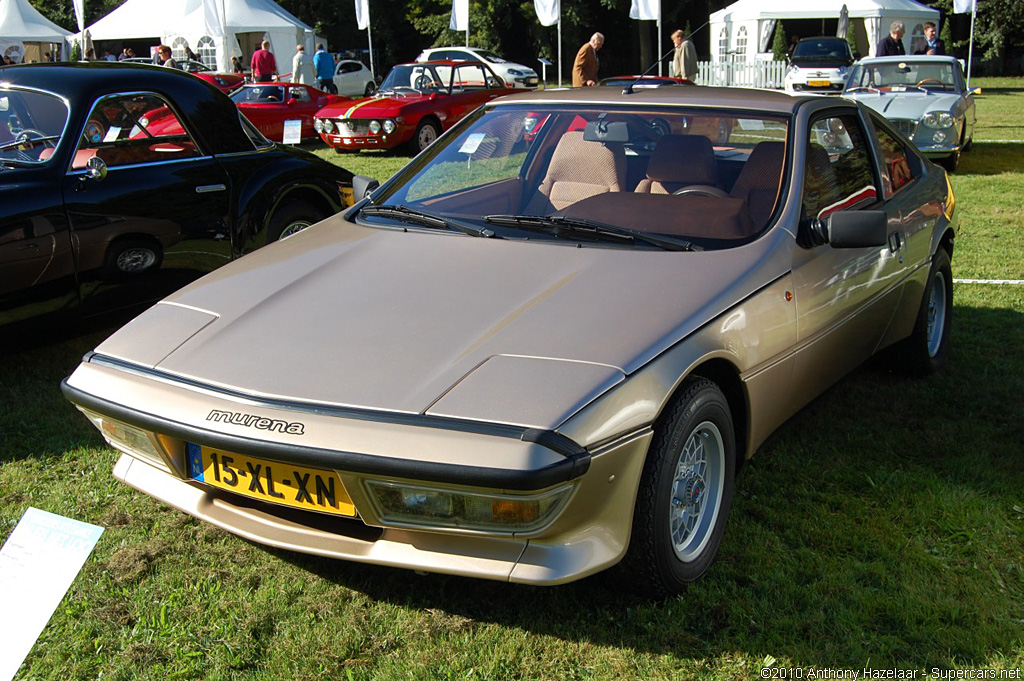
[0,62,352,342]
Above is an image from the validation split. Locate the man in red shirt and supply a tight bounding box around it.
[250,40,278,82]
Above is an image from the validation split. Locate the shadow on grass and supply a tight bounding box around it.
[956,142,1024,175]
[272,302,1024,668]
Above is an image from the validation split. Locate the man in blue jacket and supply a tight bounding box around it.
[313,44,336,93]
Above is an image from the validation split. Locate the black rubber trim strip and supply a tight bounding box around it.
[82,353,588,459]
[62,381,590,491]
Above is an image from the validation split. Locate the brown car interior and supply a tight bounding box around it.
[422,113,786,242]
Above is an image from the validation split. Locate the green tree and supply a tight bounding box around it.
[772,20,787,61]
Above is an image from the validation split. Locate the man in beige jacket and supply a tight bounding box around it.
[573,33,604,87]
[671,29,698,81]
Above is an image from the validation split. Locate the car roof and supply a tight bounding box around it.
[409,59,488,68]
[489,84,807,115]
[797,36,846,44]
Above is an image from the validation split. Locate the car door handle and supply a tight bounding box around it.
[196,184,227,194]
[888,231,903,253]
[18,243,40,250]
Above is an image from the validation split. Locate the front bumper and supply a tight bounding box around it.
[64,356,650,584]
[320,129,409,150]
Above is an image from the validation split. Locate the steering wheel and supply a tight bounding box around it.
[673,185,729,198]
[414,75,439,90]
[14,128,57,150]
[916,78,944,88]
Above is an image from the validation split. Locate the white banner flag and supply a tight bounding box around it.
[534,0,559,27]
[450,0,468,31]
[355,0,370,31]
[953,0,975,13]
[629,0,660,21]
[73,0,85,32]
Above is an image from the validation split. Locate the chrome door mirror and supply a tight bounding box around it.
[84,155,107,181]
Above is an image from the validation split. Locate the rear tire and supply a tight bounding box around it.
[364,81,377,96]
[621,378,736,598]
[894,248,953,375]
[266,200,323,243]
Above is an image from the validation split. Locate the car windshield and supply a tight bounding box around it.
[365,105,790,250]
[379,64,450,94]
[0,88,69,166]
[792,39,851,62]
[846,61,959,92]
[473,50,506,63]
[231,86,287,103]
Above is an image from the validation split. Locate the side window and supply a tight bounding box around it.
[74,93,199,170]
[290,87,310,102]
[802,114,878,222]
[340,61,360,74]
[454,65,487,90]
[873,122,916,194]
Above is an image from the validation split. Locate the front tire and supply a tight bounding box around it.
[364,81,377,96]
[266,200,323,243]
[895,248,953,375]
[622,378,736,598]
[409,119,440,155]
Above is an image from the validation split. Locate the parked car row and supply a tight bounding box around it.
[783,39,976,172]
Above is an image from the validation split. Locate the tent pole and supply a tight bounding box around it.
[966,1,975,89]
[557,15,562,87]
[657,13,662,76]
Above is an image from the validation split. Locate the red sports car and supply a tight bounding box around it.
[314,60,518,154]
[232,83,347,142]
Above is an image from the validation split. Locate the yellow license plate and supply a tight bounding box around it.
[809,80,831,87]
[187,443,356,517]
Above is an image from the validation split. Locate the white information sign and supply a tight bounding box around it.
[458,133,486,155]
[0,508,104,681]
[282,119,303,144]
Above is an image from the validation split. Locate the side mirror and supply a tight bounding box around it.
[286,98,297,106]
[83,155,108,182]
[826,210,887,248]
[352,175,379,200]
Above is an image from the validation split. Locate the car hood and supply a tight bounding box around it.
[846,91,962,118]
[95,218,785,429]
[318,94,424,118]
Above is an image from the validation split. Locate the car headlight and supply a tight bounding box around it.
[523,115,538,132]
[323,118,335,134]
[838,65,848,75]
[80,408,165,468]
[922,112,954,128]
[364,480,575,533]
[314,118,324,133]
[368,120,381,134]
[787,65,800,75]
[507,68,525,76]
[932,130,949,144]
[383,119,395,134]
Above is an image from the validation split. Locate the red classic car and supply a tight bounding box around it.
[232,83,347,142]
[314,60,517,154]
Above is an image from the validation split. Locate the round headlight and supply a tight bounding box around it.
[383,119,396,134]
[323,119,335,134]
[922,113,938,128]
[932,130,948,144]
[314,118,324,133]
[936,113,954,127]
[523,115,538,132]
[368,120,381,134]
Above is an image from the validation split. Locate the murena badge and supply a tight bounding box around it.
[206,410,305,435]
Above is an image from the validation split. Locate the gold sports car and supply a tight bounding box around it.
[63,85,957,597]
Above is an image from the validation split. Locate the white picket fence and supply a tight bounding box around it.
[695,60,787,89]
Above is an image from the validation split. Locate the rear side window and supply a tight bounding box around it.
[74,93,200,169]
[874,123,916,194]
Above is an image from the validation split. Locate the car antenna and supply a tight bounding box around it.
[622,47,676,95]
[622,20,710,95]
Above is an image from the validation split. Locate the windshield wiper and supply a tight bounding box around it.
[0,158,37,168]
[484,214,700,251]
[360,204,497,238]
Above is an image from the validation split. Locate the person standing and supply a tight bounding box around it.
[251,40,278,83]
[291,44,314,85]
[914,22,945,55]
[572,32,604,87]
[671,29,698,80]
[313,44,336,93]
[876,21,906,57]
[157,45,180,69]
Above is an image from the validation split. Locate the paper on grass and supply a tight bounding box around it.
[0,508,104,681]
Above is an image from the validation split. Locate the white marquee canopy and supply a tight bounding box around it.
[85,0,316,74]
[709,0,940,62]
[0,0,71,63]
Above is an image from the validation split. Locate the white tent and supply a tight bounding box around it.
[0,0,71,63]
[85,0,316,74]
[709,0,939,63]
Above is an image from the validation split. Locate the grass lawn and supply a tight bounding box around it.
[1,78,1022,679]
